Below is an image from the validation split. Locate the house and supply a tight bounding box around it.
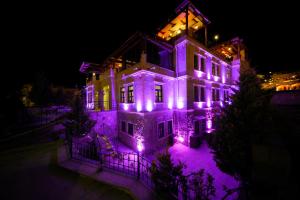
[79,0,247,153]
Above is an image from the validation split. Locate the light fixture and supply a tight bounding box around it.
[214,34,219,40]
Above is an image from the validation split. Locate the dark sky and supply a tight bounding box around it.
[2,0,299,90]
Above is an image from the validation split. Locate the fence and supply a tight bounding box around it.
[69,139,154,188]
[68,139,236,200]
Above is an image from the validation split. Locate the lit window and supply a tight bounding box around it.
[158,122,164,138]
[120,87,125,103]
[128,123,134,136]
[155,85,163,103]
[128,85,134,103]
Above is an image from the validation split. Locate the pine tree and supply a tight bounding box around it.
[64,94,95,137]
[209,66,272,198]
[150,150,186,199]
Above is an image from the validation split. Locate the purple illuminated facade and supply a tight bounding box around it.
[80,1,246,153]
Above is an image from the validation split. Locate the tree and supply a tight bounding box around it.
[30,71,52,106]
[150,150,186,199]
[189,169,216,200]
[64,94,95,137]
[208,66,272,199]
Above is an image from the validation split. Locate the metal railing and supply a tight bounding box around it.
[86,100,117,111]
[68,138,236,200]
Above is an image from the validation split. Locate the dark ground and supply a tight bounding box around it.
[0,141,134,200]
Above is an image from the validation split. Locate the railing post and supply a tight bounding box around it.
[137,152,140,180]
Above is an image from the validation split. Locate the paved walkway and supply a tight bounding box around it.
[57,144,156,200]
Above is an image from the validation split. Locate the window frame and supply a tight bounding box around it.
[120,87,125,103]
[194,54,199,70]
[158,122,165,139]
[128,123,134,136]
[128,85,134,103]
[155,85,163,103]
[200,57,206,72]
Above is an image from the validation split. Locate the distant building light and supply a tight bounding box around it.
[194,26,198,29]
[92,73,95,76]
[214,34,219,40]
[228,47,232,51]
[177,30,181,34]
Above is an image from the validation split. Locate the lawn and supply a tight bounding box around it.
[0,141,134,200]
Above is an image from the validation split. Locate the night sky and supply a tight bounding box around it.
[2,0,299,91]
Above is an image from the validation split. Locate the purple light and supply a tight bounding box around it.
[207,73,211,80]
[124,103,129,111]
[220,101,223,107]
[136,102,142,112]
[206,119,212,129]
[213,76,219,82]
[207,98,211,108]
[137,140,144,152]
[198,102,204,108]
[146,100,153,112]
[177,98,184,109]
[222,75,225,83]
[168,98,173,109]
[197,71,204,78]
[178,135,184,143]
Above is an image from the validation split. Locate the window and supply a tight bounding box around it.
[128,123,133,136]
[121,121,126,132]
[194,54,199,70]
[167,121,173,135]
[158,122,164,138]
[200,57,205,72]
[212,63,220,76]
[120,87,125,103]
[155,85,163,103]
[194,86,199,102]
[226,68,231,80]
[212,63,216,75]
[224,90,229,101]
[200,87,205,102]
[200,119,206,132]
[128,85,134,103]
[194,86,205,102]
[212,88,220,101]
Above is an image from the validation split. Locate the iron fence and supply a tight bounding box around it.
[68,138,236,200]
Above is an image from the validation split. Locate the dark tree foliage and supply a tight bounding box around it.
[64,94,95,137]
[208,66,272,197]
[30,71,52,106]
[150,150,186,199]
[189,169,216,200]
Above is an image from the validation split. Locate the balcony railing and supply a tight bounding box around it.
[86,100,117,111]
